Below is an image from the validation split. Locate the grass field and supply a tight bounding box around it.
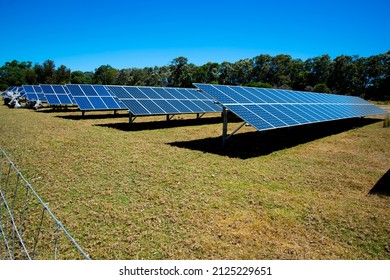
[0,104,389,259]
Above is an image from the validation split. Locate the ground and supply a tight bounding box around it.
[0,104,389,259]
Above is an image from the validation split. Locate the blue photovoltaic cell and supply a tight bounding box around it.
[106,86,129,98]
[194,83,388,132]
[141,100,165,114]
[3,86,26,98]
[153,88,175,99]
[66,84,126,111]
[140,87,162,99]
[66,85,85,96]
[22,85,46,101]
[88,97,106,109]
[76,97,94,110]
[169,100,193,113]
[153,100,180,114]
[58,95,72,104]
[168,89,187,99]
[52,85,65,93]
[121,100,150,115]
[46,95,60,104]
[124,87,148,99]
[40,84,74,105]
[106,85,221,116]
[94,85,111,96]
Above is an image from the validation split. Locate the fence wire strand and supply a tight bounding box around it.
[0,147,90,260]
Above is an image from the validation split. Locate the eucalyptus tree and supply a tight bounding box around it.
[94,65,118,85]
[168,56,193,87]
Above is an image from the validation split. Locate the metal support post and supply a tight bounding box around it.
[221,106,247,146]
[129,112,133,125]
[384,114,390,128]
[222,106,228,146]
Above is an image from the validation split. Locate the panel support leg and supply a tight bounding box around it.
[384,114,390,128]
[129,112,134,125]
[197,113,205,119]
[222,106,247,146]
[222,106,228,146]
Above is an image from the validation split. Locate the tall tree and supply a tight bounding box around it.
[233,58,254,85]
[168,56,193,87]
[56,65,71,84]
[328,55,358,94]
[304,55,332,87]
[269,54,293,88]
[218,61,235,85]
[0,60,28,87]
[193,62,220,84]
[252,54,273,85]
[42,59,56,84]
[94,65,118,84]
[71,71,93,84]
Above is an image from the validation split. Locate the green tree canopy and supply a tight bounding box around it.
[1,51,389,100]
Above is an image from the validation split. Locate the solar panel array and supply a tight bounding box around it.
[22,85,46,101]
[66,84,126,111]
[1,87,13,97]
[106,85,221,116]
[40,84,75,105]
[194,84,388,131]
[2,86,17,96]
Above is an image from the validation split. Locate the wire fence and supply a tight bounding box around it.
[0,147,90,260]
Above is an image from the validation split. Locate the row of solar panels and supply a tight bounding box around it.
[18,84,222,115]
[194,84,388,132]
[3,84,387,135]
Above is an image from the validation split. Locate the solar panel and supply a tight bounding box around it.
[40,84,75,105]
[2,86,15,94]
[194,83,388,134]
[2,87,15,98]
[22,85,46,101]
[17,86,26,98]
[106,85,221,116]
[2,86,25,98]
[65,84,126,111]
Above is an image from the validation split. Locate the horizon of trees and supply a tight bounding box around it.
[1,51,389,100]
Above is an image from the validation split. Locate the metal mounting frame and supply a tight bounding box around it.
[222,106,247,146]
[129,112,137,124]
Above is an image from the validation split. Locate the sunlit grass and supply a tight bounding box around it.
[0,105,389,259]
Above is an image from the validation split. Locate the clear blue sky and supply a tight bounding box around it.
[1,0,389,72]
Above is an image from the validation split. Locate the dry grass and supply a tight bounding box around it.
[0,104,389,259]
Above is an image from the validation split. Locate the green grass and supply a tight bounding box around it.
[0,105,389,259]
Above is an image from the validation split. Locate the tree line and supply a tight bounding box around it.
[1,51,389,100]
